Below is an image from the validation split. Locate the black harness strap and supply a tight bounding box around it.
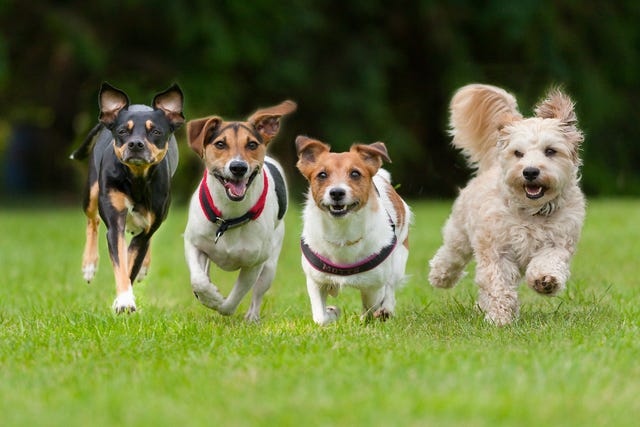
[264,160,287,220]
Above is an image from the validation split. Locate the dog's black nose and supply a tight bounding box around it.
[523,167,540,181]
[127,141,145,151]
[229,160,248,177]
[329,188,346,201]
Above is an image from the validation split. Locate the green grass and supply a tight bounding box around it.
[1,199,639,426]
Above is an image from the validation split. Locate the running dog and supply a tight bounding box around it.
[184,100,296,321]
[71,82,184,313]
[428,84,585,325]
[296,137,411,325]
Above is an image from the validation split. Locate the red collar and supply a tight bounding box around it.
[199,169,268,243]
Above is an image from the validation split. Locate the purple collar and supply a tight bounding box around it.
[300,218,397,276]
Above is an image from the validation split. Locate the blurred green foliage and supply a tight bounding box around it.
[0,0,638,201]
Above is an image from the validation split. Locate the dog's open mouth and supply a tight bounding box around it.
[214,170,258,201]
[524,184,546,200]
[327,202,359,217]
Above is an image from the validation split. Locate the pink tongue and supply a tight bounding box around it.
[225,180,247,197]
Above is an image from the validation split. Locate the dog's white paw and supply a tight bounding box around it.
[112,289,136,314]
[192,282,224,310]
[244,310,260,323]
[136,265,149,282]
[315,305,341,326]
[82,263,97,283]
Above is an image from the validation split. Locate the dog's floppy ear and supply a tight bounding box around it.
[352,142,392,174]
[99,82,129,127]
[534,88,584,160]
[153,84,185,130]
[186,116,222,157]
[295,135,330,177]
[248,100,297,144]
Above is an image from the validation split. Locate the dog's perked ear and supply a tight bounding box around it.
[534,88,584,159]
[295,135,330,177]
[248,100,297,144]
[153,84,185,130]
[186,117,223,158]
[98,82,129,127]
[351,142,392,174]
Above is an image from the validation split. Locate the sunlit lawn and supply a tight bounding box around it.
[1,199,639,426]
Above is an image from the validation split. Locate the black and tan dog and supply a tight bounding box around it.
[71,82,184,313]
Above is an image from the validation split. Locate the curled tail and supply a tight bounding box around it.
[449,84,522,171]
[69,123,103,160]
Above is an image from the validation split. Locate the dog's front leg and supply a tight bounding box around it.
[475,255,521,326]
[185,239,224,309]
[217,265,262,316]
[525,248,572,296]
[306,277,340,326]
[105,214,136,313]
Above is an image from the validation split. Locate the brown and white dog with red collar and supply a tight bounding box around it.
[295,136,411,325]
[184,101,296,321]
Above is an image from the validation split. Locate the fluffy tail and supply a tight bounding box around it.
[449,84,522,171]
[69,123,103,160]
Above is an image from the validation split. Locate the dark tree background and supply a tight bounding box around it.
[1,0,638,203]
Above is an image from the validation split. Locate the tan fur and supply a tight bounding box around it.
[429,84,586,326]
[114,233,130,297]
[201,123,268,179]
[296,140,379,215]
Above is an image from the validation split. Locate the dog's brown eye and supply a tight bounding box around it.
[150,129,162,136]
[350,170,362,179]
[545,148,557,156]
[246,141,259,151]
[213,140,226,149]
[514,150,524,158]
[117,128,129,136]
[317,171,328,180]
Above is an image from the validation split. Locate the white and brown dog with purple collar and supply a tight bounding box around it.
[184,101,296,321]
[295,136,411,325]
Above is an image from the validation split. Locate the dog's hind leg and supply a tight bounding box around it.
[244,261,275,323]
[244,229,284,322]
[217,265,262,316]
[428,215,472,289]
[82,181,100,282]
[361,286,394,321]
[475,254,521,326]
[135,241,151,282]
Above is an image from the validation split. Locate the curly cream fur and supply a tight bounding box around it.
[429,84,585,326]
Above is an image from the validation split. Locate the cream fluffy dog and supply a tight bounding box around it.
[428,84,585,325]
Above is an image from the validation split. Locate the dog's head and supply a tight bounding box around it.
[187,101,296,201]
[296,136,391,218]
[497,88,583,207]
[98,83,184,174]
